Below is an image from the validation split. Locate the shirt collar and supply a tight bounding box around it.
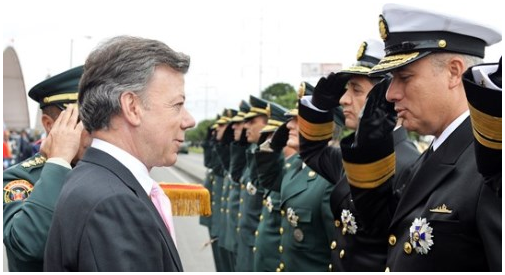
[431,110,470,151]
[91,138,153,195]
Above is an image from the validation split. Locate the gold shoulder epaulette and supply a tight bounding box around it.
[20,156,47,169]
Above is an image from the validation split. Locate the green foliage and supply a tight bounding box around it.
[185,119,215,144]
[261,82,297,109]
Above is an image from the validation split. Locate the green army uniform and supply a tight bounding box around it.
[3,66,83,272]
[199,124,216,229]
[277,158,335,271]
[223,100,251,270]
[215,108,237,272]
[235,95,268,272]
[208,132,226,272]
[253,154,296,271]
[252,100,290,271]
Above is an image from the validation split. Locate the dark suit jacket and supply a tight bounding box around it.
[44,147,183,271]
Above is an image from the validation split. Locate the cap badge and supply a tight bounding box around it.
[298,82,306,99]
[379,15,389,41]
[356,42,367,61]
[341,209,358,235]
[409,217,434,255]
[286,207,299,227]
[227,109,232,117]
[266,103,272,118]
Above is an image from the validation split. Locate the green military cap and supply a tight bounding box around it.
[261,101,289,133]
[244,95,269,120]
[370,3,501,75]
[28,65,83,110]
[231,100,251,122]
[216,108,238,125]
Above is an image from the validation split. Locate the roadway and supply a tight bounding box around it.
[3,153,215,272]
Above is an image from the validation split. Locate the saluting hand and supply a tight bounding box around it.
[311,73,348,110]
[355,76,395,147]
[40,104,84,164]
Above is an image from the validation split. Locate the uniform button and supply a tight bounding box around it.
[276,268,281,272]
[279,227,284,235]
[334,220,341,227]
[212,180,216,184]
[308,171,316,177]
[240,198,244,203]
[222,186,226,190]
[229,185,233,190]
[279,262,284,270]
[339,249,345,258]
[226,209,230,213]
[278,245,283,253]
[280,210,285,216]
[255,230,259,237]
[221,197,224,201]
[330,241,337,250]
[388,234,396,246]
[262,199,267,206]
[252,246,256,253]
[238,213,242,218]
[241,185,245,190]
[259,214,263,221]
[212,202,215,205]
[236,227,240,232]
[403,242,412,254]
[220,208,224,213]
[226,198,229,202]
[212,191,215,196]
[328,264,333,271]
[385,267,390,272]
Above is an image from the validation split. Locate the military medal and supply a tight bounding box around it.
[286,207,299,227]
[341,209,358,235]
[265,196,273,213]
[409,217,434,255]
[246,181,257,195]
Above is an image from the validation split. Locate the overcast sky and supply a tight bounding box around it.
[3,0,502,127]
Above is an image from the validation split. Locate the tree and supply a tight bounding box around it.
[185,119,215,146]
[261,82,297,109]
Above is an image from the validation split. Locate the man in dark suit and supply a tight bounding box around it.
[44,36,195,271]
[339,4,501,271]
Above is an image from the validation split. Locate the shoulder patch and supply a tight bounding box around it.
[4,180,34,203]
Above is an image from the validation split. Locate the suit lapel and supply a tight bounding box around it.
[391,118,473,227]
[82,147,183,271]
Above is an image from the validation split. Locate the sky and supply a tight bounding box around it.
[3,0,503,128]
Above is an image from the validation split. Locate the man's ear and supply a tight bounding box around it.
[120,92,143,126]
[447,56,465,89]
[41,114,55,134]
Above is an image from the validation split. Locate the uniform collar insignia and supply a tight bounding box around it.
[429,204,452,214]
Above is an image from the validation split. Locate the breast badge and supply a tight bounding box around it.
[409,217,434,255]
[341,209,358,235]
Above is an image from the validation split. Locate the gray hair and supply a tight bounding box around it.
[78,36,190,132]
[429,52,483,73]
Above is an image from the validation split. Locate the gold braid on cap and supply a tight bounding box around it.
[43,92,78,104]
[357,42,367,61]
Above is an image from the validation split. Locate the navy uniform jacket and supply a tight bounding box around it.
[342,118,501,271]
[330,128,419,271]
[3,154,69,272]
[44,147,183,271]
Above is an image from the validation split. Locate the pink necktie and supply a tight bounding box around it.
[150,181,177,246]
